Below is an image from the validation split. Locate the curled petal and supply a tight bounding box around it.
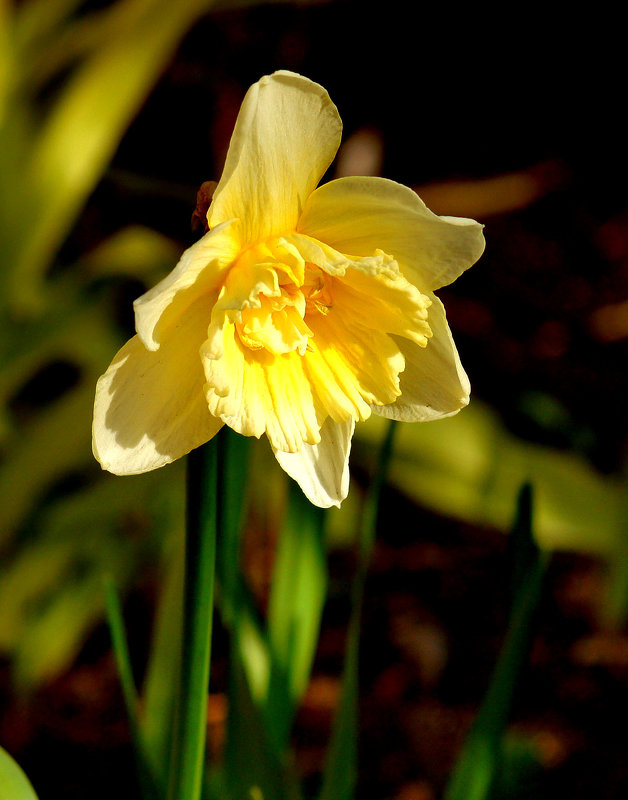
[284,231,400,278]
[207,71,342,246]
[134,219,240,351]
[373,294,470,422]
[93,294,223,475]
[298,176,485,292]
[274,417,354,508]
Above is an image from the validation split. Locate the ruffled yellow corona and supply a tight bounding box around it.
[92,71,485,507]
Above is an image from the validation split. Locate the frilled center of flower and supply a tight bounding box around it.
[201,231,434,454]
[235,264,333,356]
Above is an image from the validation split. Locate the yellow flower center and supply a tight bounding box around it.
[202,232,433,454]
[235,264,333,356]
[302,265,333,316]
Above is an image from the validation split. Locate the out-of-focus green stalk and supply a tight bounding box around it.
[104,575,140,723]
[105,576,162,800]
[167,437,219,800]
[443,484,546,800]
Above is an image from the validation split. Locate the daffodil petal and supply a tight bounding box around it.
[297,176,485,292]
[134,219,241,351]
[304,306,404,421]
[332,267,432,348]
[273,417,354,508]
[207,71,342,246]
[373,294,470,422]
[284,231,400,278]
[93,295,223,475]
[202,319,324,453]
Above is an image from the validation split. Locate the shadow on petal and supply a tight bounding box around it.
[374,295,470,423]
[93,295,222,475]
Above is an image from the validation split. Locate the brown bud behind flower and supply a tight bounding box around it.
[191,180,218,234]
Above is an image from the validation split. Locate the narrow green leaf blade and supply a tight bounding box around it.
[266,482,327,747]
[9,0,214,312]
[224,641,302,800]
[141,536,184,787]
[443,485,545,800]
[105,576,162,800]
[104,575,140,721]
[167,436,219,800]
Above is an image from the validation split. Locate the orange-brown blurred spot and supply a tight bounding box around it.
[572,633,628,667]
[416,160,568,219]
[397,779,435,800]
[589,299,628,342]
[335,127,384,177]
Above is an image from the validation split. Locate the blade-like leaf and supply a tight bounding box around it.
[224,642,302,800]
[167,437,219,800]
[266,482,327,748]
[8,0,215,313]
[215,426,252,626]
[105,576,162,800]
[443,485,546,800]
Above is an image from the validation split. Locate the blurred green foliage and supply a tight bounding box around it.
[0,0,215,690]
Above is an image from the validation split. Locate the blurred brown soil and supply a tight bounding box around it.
[4,501,628,800]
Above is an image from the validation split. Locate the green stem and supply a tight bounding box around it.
[167,437,219,800]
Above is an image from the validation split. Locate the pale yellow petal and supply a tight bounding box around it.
[304,303,404,419]
[93,294,223,475]
[297,176,485,292]
[284,231,400,279]
[332,268,432,348]
[207,71,342,246]
[133,219,240,351]
[202,318,324,453]
[273,417,354,508]
[373,294,470,422]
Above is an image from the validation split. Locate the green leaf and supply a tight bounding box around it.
[0,468,180,689]
[141,534,184,790]
[0,746,39,800]
[443,485,546,800]
[167,437,219,800]
[83,225,180,279]
[215,426,252,627]
[355,402,623,557]
[105,576,163,800]
[7,0,215,314]
[266,482,327,748]
[224,643,302,800]
[104,575,141,726]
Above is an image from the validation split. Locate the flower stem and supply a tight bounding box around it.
[167,437,219,800]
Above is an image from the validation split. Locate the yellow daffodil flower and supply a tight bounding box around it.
[92,71,485,507]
